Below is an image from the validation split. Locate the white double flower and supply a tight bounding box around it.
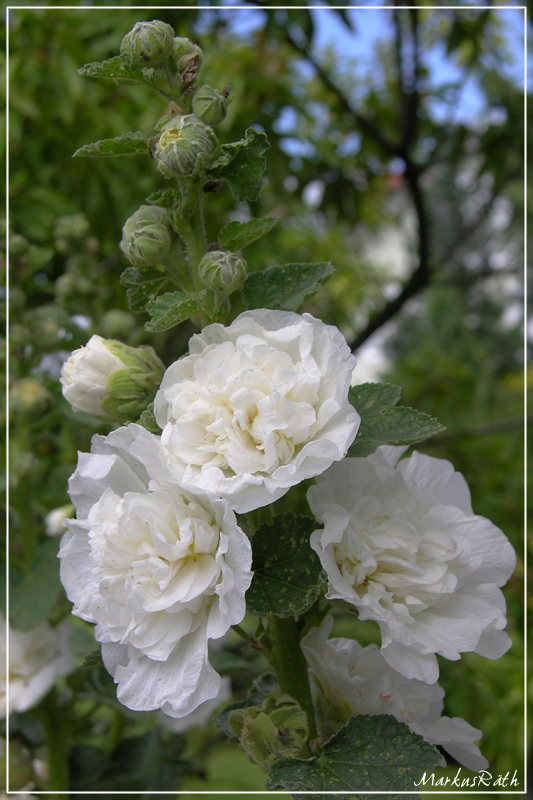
[154,309,360,513]
[308,446,516,684]
[59,424,252,718]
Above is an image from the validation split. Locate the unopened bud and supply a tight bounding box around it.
[10,378,51,417]
[60,335,165,421]
[193,84,229,126]
[120,20,174,67]
[171,37,203,87]
[198,250,248,294]
[155,115,217,179]
[120,205,173,267]
[228,694,308,771]
[44,504,75,537]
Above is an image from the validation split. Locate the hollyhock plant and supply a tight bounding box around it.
[154,309,360,513]
[0,616,75,717]
[59,424,252,718]
[301,615,489,773]
[308,446,516,684]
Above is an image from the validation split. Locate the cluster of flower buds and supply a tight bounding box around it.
[120,21,204,100]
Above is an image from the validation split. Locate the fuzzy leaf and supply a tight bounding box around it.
[246,514,325,618]
[145,290,206,332]
[73,132,148,159]
[267,714,441,797]
[218,217,279,252]
[77,55,144,85]
[145,188,183,209]
[242,262,334,311]
[348,383,445,457]
[120,266,172,313]
[206,128,270,201]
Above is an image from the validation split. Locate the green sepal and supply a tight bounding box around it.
[246,513,326,618]
[348,382,446,457]
[205,128,270,201]
[218,217,279,252]
[73,132,148,158]
[242,262,334,311]
[145,290,207,332]
[267,713,442,795]
[81,648,104,668]
[214,672,279,739]
[137,402,160,434]
[120,266,172,313]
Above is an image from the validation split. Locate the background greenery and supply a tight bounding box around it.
[4,2,527,797]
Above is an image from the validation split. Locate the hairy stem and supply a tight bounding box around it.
[266,615,318,742]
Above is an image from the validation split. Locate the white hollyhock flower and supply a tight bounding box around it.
[0,616,75,717]
[308,447,516,684]
[301,615,489,773]
[59,424,252,719]
[154,309,360,513]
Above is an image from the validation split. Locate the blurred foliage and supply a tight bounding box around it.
[5,3,526,796]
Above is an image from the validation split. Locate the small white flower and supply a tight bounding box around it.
[60,335,126,416]
[154,309,360,513]
[44,504,74,537]
[60,334,164,420]
[59,424,252,718]
[0,615,75,718]
[308,447,516,684]
[157,675,231,733]
[301,615,489,773]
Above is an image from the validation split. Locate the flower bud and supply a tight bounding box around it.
[192,85,229,126]
[60,335,165,421]
[44,504,74,537]
[171,37,203,87]
[120,205,173,267]
[228,694,308,770]
[198,250,248,294]
[120,20,174,67]
[155,115,217,179]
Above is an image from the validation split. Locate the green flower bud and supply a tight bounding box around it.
[228,694,308,771]
[99,309,137,340]
[193,84,229,126]
[171,37,203,87]
[60,335,165,421]
[120,20,174,67]
[198,250,248,294]
[54,213,90,243]
[120,205,173,267]
[155,115,217,179]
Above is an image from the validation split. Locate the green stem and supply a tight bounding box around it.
[40,688,69,795]
[266,615,318,742]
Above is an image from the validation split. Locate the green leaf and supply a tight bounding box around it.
[145,290,206,332]
[77,55,144,85]
[120,266,172,313]
[242,262,334,311]
[348,383,445,457]
[137,402,160,434]
[206,128,270,202]
[218,217,279,252]
[267,714,441,797]
[246,514,325,618]
[72,132,148,158]
[214,672,279,739]
[9,538,62,630]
